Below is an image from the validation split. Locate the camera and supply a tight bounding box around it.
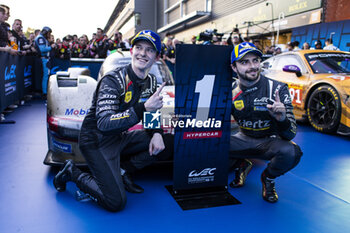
[198,29,224,44]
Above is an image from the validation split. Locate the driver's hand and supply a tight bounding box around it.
[149,133,165,156]
[144,82,166,112]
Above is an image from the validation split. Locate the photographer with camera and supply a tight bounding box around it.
[108,31,127,53]
[197,29,224,45]
[227,27,244,46]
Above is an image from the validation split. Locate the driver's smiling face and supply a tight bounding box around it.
[131,40,158,74]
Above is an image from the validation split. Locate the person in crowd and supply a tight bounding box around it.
[91,28,109,58]
[72,36,90,58]
[229,42,303,203]
[56,36,71,59]
[26,32,38,56]
[324,38,340,51]
[72,34,79,47]
[231,33,241,47]
[108,31,126,53]
[90,33,96,44]
[293,41,301,51]
[0,6,18,55]
[313,40,322,50]
[11,19,29,54]
[34,26,53,98]
[191,35,197,44]
[0,4,10,21]
[163,36,175,74]
[82,34,89,44]
[286,41,294,51]
[220,34,230,45]
[8,29,18,51]
[227,27,243,46]
[252,39,263,52]
[49,33,58,59]
[273,47,282,55]
[117,32,127,49]
[34,29,40,37]
[302,42,310,50]
[212,35,221,45]
[264,46,274,55]
[53,30,173,212]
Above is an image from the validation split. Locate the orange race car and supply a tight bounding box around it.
[262,50,350,135]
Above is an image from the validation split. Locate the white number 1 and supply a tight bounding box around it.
[195,75,215,121]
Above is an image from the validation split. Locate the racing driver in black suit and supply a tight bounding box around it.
[53,30,173,212]
[229,42,303,203]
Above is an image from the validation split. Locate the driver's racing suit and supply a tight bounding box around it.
[230,75,302,178]
[73,64,171,212]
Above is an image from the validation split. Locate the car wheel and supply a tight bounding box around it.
[307,85,341,133]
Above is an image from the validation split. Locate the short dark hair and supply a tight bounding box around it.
[97,28,103,33]
[326,38,333,44]
[0,6,5,14]
[0,4,9,12]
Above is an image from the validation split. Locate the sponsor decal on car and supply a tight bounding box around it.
[65,108,89,116]
[288,84,303,105]
[326,75,350,81]
[52,138,72,153]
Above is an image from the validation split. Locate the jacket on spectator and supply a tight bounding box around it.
[35,34,51,57]
[0,22,8,47]
[92,37,109,58]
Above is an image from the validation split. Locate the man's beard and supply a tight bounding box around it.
[236,67,261,82]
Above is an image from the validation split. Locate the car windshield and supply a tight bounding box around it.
[150,61,174,85]
[305,53,350,74]
[98,55,174,85]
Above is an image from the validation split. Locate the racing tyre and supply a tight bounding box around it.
[307,85,341,133]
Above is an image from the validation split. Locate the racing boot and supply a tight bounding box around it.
[261,171,278,203]
[54,160,76,192]
[229,159,253,188]
[121,168,144,193]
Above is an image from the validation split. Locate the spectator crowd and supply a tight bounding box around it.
[0,4,343,65]
[0,5,131,60]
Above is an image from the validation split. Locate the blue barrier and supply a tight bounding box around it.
[0,52,42,112]
[292,19,350,52]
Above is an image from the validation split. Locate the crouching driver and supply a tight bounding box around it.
[229,42,303,203]
[53,30,173,212]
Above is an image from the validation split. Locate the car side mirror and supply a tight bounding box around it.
[283,65,302,77]
[262,62,269,69]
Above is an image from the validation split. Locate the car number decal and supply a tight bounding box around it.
[288,85,303,105]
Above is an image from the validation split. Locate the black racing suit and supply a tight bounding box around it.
[75,64,172,212]
[230,75,302,178]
